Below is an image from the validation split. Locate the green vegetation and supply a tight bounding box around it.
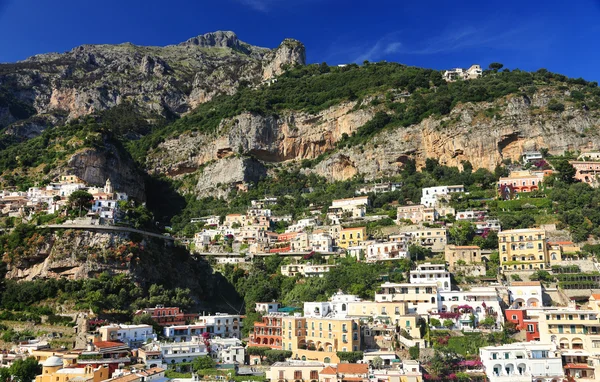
[337,351,364,363]
[0,357,41,382]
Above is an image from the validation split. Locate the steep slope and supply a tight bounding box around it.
[140,63,600,189]
[0,31,305,136]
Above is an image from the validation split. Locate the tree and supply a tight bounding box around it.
[9,357,41,382]
[547,99,565,112]
[408,245,432,261]
[429,318,441,327]
[264,350,292,364]
[372,356,384,369]
[555,160,577,184]
[192,356,215,371]
[443,319,454,329]
[530,270,553,282]
[449,221,476,246]
[68,190,94,217]
[479,316,496,328]
[408,345,420,360]
[488,63,504,71]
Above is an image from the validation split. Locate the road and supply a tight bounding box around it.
[40,224,175,241]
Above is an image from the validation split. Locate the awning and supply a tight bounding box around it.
[564,363,593,369]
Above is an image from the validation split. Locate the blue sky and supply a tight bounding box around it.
[0,0,599,81]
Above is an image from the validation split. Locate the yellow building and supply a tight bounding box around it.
[281,316,361,363]
[35,356,109,382]
[338,227,367,249]
[444,245,482,269]
[347,301,421,339]
[498,228,548,271]
[60,175,85,184]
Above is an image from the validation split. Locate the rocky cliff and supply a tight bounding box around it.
[0,31,305,131]
[4,228,228,304]
[147,100,375,176]
[147,88,599,186]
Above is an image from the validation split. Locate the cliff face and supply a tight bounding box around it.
[147,88,599,186]
[66,140,146,201]
[311,91,599,180]
[4,229,224,302]
[146,100,375,176]
[0,31,306,131]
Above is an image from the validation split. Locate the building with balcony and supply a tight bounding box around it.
[281,316,361,363]
[538,307,600,380]
[256,302,281,314]
[281,264,336,278]
[365,241,408,262]
[396,205,430,224]
[304,292,362,319]
[163,324,208,342]
[338,227,367,249]
[445,245,482,270]
[77,341,132,373]
[35,360,109,382]
[409,263,451,291]
[134,305,189,326]
[507,281,543,308]
[209,337,245,364]
[248,313,286,349]
[94,324,156,349]
[346,301,422,340]
[375,282,440,315]
[402,227,448,253]
[267,361,325,382]
[569,161,600,186]
[498,170,545,197]
[439,287,504,329]
[420,185,464,207]
[498,228,549,272]
[479,342,563,382]
[196,313,242,339]
[151,338,209,365]
[522,151,544,164]
[504,308,542,341]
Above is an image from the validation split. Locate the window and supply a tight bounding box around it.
[512,315,517,320]
[294,371,302,380]
[527,324,535,332]
[310,371,318,380]
[343,334,347,343]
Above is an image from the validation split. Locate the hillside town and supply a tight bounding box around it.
[1,150,600,382]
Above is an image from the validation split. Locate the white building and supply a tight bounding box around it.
[280,263,336,278]
[443,65,482,82]
[479,342,563,382]
[196,313,242,339]
[375,282,440,315]
[507,281,543,308]
[96,324,156,348]
[152,338,208,364]
[355,183,401,195]
[420,185,465,207]
[190,216,220,226]
[209,337,245,364]
[255,302,281,314]
[163,324,208,342]
[522,151,544,165]
[365,241,408,262]
[409,263,451,291]
[440,287,504,329]
[328,196,369,222]
[290,232,333,252]
[475,219,501,234]
[304,292,362,318]
[285,218,318,233]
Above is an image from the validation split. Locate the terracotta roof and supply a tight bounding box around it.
[93,341,127,349]
[138,367,164,376]
[341,378,366,381]
[320,366,337,375]
[590,294,600,300]
[338,363,368,374]
[510,281,541,287]
[108,374,140,382]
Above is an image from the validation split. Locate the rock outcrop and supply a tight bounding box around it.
[0,31,306,132]
[195,157,267,198]
[67,139,146,201]
[147,100,375,176]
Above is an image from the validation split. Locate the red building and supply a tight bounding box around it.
[505,308,540,341]
[249,313,284,349]
[134,305,195,326]
[77,341,132,374]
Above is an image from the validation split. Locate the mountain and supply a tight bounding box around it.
[0,31,305,137]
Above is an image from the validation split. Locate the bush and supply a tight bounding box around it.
[408,345,420,360]
[337,351,364,363]
[547,99,565,112]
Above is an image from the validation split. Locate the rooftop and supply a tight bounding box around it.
[338,363,369,374]
[510,281,542,287]
[271,361,324,367]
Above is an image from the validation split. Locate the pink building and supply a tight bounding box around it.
[570,161,600,186]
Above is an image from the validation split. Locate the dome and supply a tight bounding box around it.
[43,356,63,367]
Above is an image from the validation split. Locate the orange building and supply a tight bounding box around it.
[134,305,191,326]
[248,313,284,349]
[569,161,600,186]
